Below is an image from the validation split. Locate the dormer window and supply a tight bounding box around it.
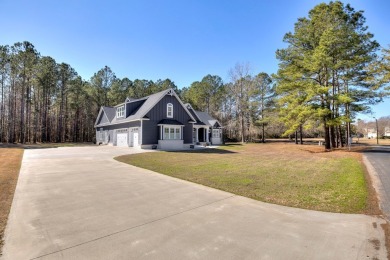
[167,103,173,118]
[116,105,125,118]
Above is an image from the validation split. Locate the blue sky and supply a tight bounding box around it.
[1,0,389,119]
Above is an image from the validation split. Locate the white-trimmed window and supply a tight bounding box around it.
[116,105,124,118]
[163,126,181,140]
[212,129,220,138]
[167,103,173,118]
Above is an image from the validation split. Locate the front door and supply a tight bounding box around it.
[198,128,204,142]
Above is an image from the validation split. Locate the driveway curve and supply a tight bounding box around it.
[1,146,386,260]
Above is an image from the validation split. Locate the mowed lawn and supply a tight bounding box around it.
[116,143,371,213]
[0,148,23,253]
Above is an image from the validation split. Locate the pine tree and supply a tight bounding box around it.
[275,1,380,150]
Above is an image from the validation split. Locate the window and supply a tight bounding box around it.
[170,128,175,139]
[175,128,181,139]
[212,129,220,138]
[164,127,170,139]
[167,103,173,118]
[163,126,181,140]
[116,105,124,118]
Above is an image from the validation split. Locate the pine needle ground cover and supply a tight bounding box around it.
[116,143,372,213]
[0,148,23,255]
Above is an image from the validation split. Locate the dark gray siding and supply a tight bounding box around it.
[143,95,193,145]
[126,100,146,117]
[142,120,159,145]
[183,123,193,143]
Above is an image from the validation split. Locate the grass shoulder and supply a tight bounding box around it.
[0,148,23,255]
[116,143,373,214]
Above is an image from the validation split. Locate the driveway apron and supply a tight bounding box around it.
[1,146,387,260]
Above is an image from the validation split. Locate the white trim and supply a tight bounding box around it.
[186,104,203,123]
[167,103,173,118]
[212,129,221,138]
[157,124,184,127]
[116,129,129,147]
[162,125,182,140]
[114,102,125,108]
[116,105,125,118]
[95,118,149,128]
[140,120,143,145]
[158,139,184,150]
[128,127,139,147]
[94,107,111,127]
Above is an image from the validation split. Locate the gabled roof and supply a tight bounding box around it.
[95,88,197,127]
[94,106,115,127]
[195,110,222,128]
[185,104,207,126]
[103,106,116,121]
[184,103,222,127]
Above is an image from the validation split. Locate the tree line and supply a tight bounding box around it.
[0,1,389,148]
[0,43,182,143]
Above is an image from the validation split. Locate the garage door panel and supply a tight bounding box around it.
[117,133,128,147]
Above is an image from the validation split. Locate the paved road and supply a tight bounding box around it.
[364,146,390,219]
[2,146,387,260]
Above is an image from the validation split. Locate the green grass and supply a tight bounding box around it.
[115,143,369,213]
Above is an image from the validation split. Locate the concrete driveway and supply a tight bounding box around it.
[2,146,387,260]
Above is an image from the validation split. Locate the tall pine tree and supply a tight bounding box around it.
[275,1,380,150]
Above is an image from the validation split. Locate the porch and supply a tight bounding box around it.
[193,126,210,144]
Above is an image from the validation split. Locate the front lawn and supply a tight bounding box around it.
[0,148,23,255]
[116,143,372,213]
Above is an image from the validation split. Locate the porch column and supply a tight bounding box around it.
[195,127,199,142]
[206,127,209,143]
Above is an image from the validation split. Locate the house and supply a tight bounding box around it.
[94,88,223,150]
[365,128,377,139]
[384,127,390,138]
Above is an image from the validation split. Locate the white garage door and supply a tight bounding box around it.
[116,133,128,147]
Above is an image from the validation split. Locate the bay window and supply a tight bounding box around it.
[162,126,181,140]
